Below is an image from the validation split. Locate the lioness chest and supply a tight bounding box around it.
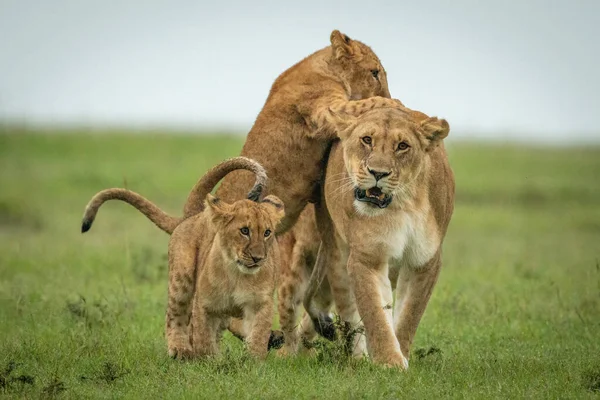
[339,205,440,270]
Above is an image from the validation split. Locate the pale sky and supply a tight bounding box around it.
[0,0,598,142]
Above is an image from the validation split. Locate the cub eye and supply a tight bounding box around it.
[240,227,250,236]
[264,229,272,238]
[361,136,372,145]
[371,69,379,79]
[397,142,410,151]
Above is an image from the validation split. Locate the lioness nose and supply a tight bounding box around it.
[251,256,263,264]
[368,169,391,181]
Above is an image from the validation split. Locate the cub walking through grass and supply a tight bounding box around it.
[81,157,284,359]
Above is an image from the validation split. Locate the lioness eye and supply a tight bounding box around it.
[264,229,271,238]
[371,69,379,79]
[397,142,410,151]
[362,136,372,145]
[240,227,250,236]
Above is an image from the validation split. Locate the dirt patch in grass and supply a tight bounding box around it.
[582,366,600,392]
[0,361,35,394]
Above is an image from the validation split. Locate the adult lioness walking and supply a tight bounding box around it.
[183,30,403,233]
[306,108,454,368]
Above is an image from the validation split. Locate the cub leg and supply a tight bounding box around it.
[191,301,221,358]
[303,201,339,342]
[394,254,441,361]
[165,239,197,359]
[245,299,275,359]
[278,244,307,355]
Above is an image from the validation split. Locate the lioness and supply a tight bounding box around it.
[304,108,454,368]
[81,157,283,358]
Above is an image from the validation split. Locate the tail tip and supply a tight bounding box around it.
[81,219,92,233]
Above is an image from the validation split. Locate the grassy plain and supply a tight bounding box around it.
[1,130,599,398]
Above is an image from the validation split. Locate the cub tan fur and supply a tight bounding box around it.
[277,206,334,354]
[171,194,284,359]
[304,108,454,368]
[81,157,283,358]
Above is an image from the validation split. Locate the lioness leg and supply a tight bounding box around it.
[394,254,441,360]
[347,250,407,368]
[245,299,274,359]
[165,236,197,359]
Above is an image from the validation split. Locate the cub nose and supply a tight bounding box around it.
[251,256,263,264]
[368,168,391,181]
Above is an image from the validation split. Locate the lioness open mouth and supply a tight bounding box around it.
[354,187,392,208]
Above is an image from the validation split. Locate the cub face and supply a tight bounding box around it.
[338,108,449,215]
[206,194,284,275]
[329,30,391,100]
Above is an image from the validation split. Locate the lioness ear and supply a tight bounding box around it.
[330,30,354,59]
[261,195,285,226]
[419,117,450,151]
[205,194,233,225]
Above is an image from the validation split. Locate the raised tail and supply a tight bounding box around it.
[81,188,181,234]
[183,156,267,218]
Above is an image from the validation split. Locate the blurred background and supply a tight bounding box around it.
[1,2,600,397]
[1,0,599,142]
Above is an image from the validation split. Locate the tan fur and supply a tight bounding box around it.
[304,108,454,368]
[183,30,405,234]
[81,157,282,358]
[168,194,284,359]
[276,206,333,354]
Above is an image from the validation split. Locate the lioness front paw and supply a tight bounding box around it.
[379,352,409,370]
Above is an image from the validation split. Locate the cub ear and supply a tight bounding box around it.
[205,194,233,225]
[419,117,450,151]
[261,195,285,226]
[330,30,354,59]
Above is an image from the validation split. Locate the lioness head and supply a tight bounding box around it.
[329,30,391,100]
[205,194,284,275]
[338,108,449,215]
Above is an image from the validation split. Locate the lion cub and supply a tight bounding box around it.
[81,157,284,359]
[170,193,283,359]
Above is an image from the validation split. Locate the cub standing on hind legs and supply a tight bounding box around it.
[81,157,283,359]
[181,30,407,347]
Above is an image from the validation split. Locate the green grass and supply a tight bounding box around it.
[1,130,599,399]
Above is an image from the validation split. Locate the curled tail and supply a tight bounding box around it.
[81,189,181,234]
[183,156,267,218]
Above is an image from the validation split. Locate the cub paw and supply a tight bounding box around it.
[268,330,285,350]
[312,314,336,341]
[168,345,193,360]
